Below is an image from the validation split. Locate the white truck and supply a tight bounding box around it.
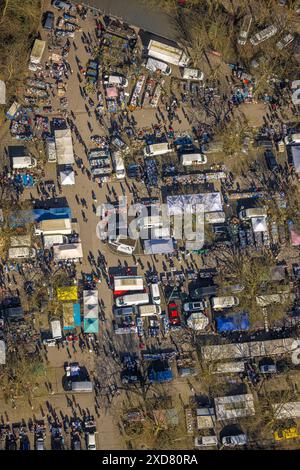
[147,39,190,67]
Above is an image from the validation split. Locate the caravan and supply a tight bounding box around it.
[112,151,125,179]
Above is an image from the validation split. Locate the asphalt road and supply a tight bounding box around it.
[82,0,178,41]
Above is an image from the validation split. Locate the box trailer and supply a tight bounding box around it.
[147,39,190,67]
[30,39,46,65]
[114,276,144,292]
[50,320,62,340]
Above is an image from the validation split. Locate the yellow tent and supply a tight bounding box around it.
[57,285,78,301]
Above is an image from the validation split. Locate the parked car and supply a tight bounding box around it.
[87,432,97,450]
[264,150,278,171]
[43,11,54,30]
[183,301,208,313]
[36,437,45,450]
[52,0,75,10]
[222,434,247,446]
[260,364,277,374]
[168,303,181,327]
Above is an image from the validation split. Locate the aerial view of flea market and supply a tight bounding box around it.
[1,0,300,453]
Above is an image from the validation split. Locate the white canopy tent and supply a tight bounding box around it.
[291,145,300,173]
[167,192,222,215]
[53,243,83,260]
[0,340,5,364]
[60,168,75,185]
[55,128,74,165]
[251,216,268,233]
[83,290,98,305]
[187,312,209,331]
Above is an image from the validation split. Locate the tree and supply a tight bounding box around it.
[215,248,291,325]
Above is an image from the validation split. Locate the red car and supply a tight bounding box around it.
[168,303,181,327]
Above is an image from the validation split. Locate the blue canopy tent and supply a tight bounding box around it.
[216,313,250,333]
[84,318,99,334]
[73,303,81,327]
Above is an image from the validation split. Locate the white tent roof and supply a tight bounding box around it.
[84,304,99,318]
[60,168,75,185]
[83,290,98,305]
[291,145,300,172]
[251,216,268,233]
[187,312,209,330]
[167,192,222,215]
[0,340,5,364]
[55,128,74,165]
[53,243,83,260]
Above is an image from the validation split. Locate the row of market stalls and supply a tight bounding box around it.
[83,290,99,334]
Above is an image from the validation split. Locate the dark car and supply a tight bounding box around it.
[264,150,278,171]
[190,285,217,299]
[43,11,54,30]
[71,435,81,450]
[20,435,30,450]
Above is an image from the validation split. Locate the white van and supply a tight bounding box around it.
[87,433,96,450]
[150,283,161,305]
[145,57,172,76]
[50,319,62,340]
[8,247,36,259]
[103,74,128,88]
[239,207,267,220]
[143,142,172,157]
[138,304,161,317]
[211,296,239,310]
[116,293,149,307]
[181,153,207,166]
[205,212,226,224]
[112,151,125,179]
[12,156,37,169]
